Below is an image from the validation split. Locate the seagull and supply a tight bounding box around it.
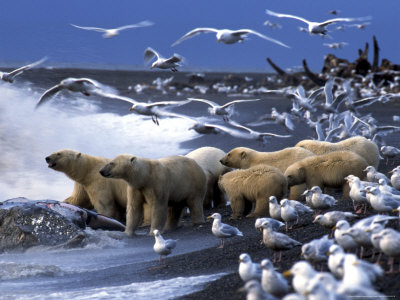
[372,228,400,273]
[0,57,46,83]
[259,220,302,262]
[323,42,348,49]
[380,145,400,164]
[346,175,370,213]
[144,47,183,72]
[280,199,313,231]
[188,97,263,121]
[263,20,282,30]
[207,213,243,248]
[364,186,400,214]
[268,196,283,221]
[389,166,400,190]
[248,107,295,131]
[260,258,289,298]
[238,253,262,282]
[282,261,317,295]
[313,211,357,230]
[35,77,102,108]
[266,9,370,35]
[327,244,346,278]
[301,234,334,267]
[71,20,153,38]
[254,217,284,232]
[171,27,290,48]
[309,186,337,211]
[153,229,177,263]
[98,93,192,125]
[377,178,400,195]
[333,220,358,252]
[342,253,383,287]
[364,166,389,184]
[238,280,278,300]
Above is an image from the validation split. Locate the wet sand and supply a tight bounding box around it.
[14,68,400,299]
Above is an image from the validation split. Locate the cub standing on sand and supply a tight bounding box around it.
[295,136,379,168]
[185,146,231,209]
[99,154,206,236]
[45,149,128,221]
[219,146,314,200]
[284,151,368,198]
[218,165,288,219]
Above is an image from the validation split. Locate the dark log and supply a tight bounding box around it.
[302,59,326,86]
[266,57,287,76]
[372,36,380,72]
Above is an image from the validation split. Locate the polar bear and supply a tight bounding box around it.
[45,150,127,221]
[185,146,231,209]
[219,146,314,200]
[295,136,379,168]
[99,154,206,236]
[218,165,288,219]
[284,151,368,198]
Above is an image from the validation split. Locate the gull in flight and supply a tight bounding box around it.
[0,57,46,83]
[171,27,290,48]
[187,97,263,121]
[323,42,348,49]
[35,77,101,108]
[71,20,153,39]
[266,9,370,35]
[144,47,183,72]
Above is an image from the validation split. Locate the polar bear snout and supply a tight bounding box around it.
[99,166,111,178]
[45,156,56,168]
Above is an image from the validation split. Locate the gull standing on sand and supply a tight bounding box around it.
[238,253,262,282]
[255,217,284,232]
[71,20,153,38]
[389,166,400,190]
[346,175,370,213]
[377,178,400,195]
[309,186,337,211]
[364,186,400,214]
[266,9,369,35]
[283,261,317,295]
[188,97,263,121]
[333,220,358,252]
[260,258,289,297]
[207,213,243,248]
[259,220,302,263]
[280,199,313,231]
[35,77,102,108]
[313,211,357,230]
[144,47,183,72]
[171,27,290,48]
[153,229,177,263]
[364,166,389,183]
[301,235,334,267]
[372,228,400,273]
[0,57,46,83]
[238,280,279,300]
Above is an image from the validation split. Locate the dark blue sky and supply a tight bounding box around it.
[1,0,399,72]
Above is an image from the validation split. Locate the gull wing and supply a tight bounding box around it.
[35,85,62,108]
[233,29,290,48]
[164,54,182,64]
[188,97,218,108]
[164,239,177,250]
[116,20,154,31]
[324,78,334,105]
[266,9,311,25]
[221,98,261,109]
[8,57,47,77]
[318,17,362,28]
[219,223,241,237]
[171,27,219,46]
[144,47,160,62]
[71,24,107,32]
[147,99,192,108]
[99,92,137,105]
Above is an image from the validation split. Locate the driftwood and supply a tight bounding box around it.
[266,57,301,86]
[372,36,380,72]
[302,59,326,86]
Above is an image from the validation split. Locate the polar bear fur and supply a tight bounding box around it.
[284,151,368,197]
[218,165,288,219]
[219,146,314,200]
[45,150,130,222]
[99,154,206,236]
[185,146,230,209]
[295,136,379,168]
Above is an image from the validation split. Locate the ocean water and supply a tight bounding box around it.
[0,80,198,200]
[0,76,226,299]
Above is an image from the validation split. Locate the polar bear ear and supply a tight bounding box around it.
[130,156,136,164]
[240,151,247,159]
[76,152,82,158]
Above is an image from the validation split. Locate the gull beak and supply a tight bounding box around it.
[258,227,263,233]
[238,259,242,263]
[388,170,394,174]
[332,226,337,231]
[303,290,311,296]
[352,260,359,266]
[207,216,213,220]
[326,251,332,256]
[282,270,292,277]
[365,228,371,233]
[129,107,134,111]
[393,208,399,213]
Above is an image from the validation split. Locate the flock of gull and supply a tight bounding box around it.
[3,6,400,300]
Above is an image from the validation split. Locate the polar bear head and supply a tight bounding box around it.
[45,149,82,173]
[220,147,252,169]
